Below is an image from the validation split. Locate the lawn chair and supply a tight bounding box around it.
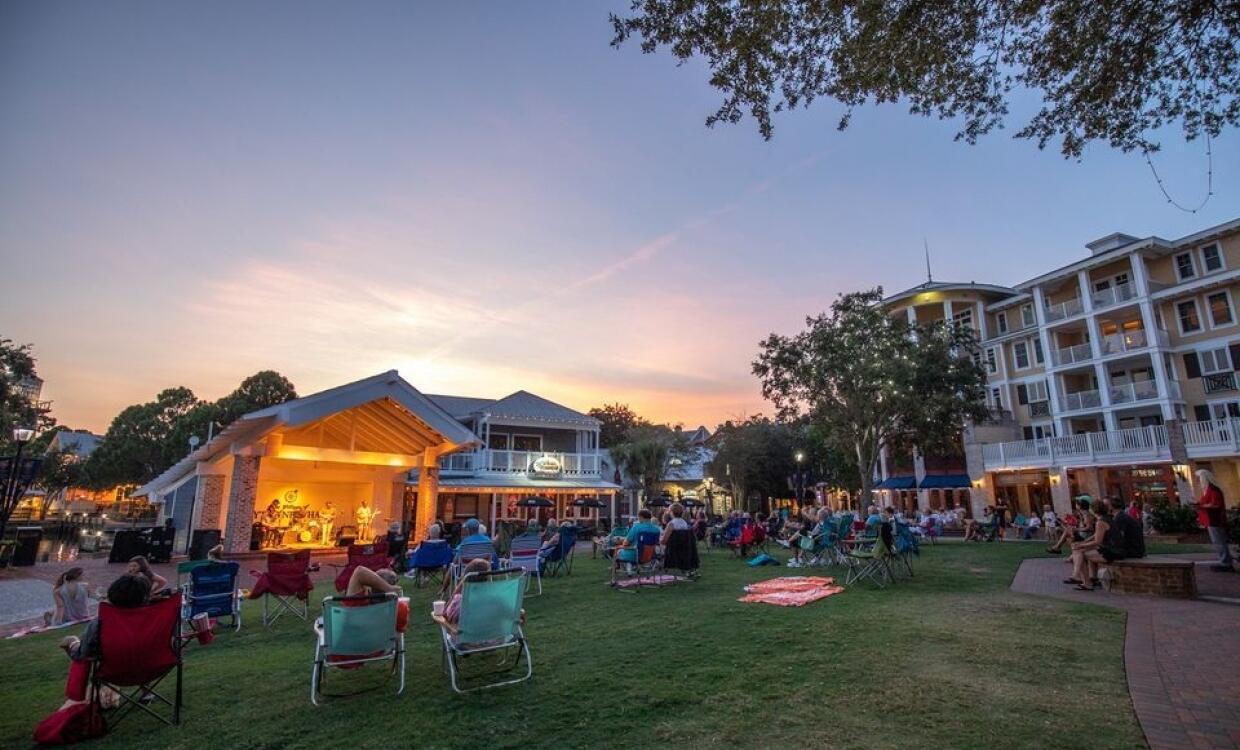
[90,592,184,729]
[807,522,839,567]
[542,524,578,577]
[663,528,700,579]
[406,539,454,588]
[611,530,662,592]
[831,514,855,562]
[601,525,629,560]
[310,592,406,705]
[973,515,1001,542]
[844,525,896,588]
[182,560,242,632]
[728,524,756,557]
[249,550,314,626]
[921,516,940,544]
[892,522,919,578]
[333,541,391,593]
[435,568,531,693]
[504,532,544,596]
[445,540,499,593]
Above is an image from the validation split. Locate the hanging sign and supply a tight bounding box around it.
[529,455,563,478]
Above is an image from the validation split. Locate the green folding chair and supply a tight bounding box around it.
[310,593,405,705]
[437,568,531,693]
[844,532,895,588]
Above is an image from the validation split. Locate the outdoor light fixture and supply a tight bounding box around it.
[1172,463,1190,481]
[795,451,805,463]
[12,427,33,443]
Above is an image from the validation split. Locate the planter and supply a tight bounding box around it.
[1146,532,1209,545]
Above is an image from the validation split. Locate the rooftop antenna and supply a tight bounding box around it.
[924,237,933,284]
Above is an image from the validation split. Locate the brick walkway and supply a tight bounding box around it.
[1012,556,1240,750]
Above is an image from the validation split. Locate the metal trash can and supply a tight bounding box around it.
[12,526,42,566]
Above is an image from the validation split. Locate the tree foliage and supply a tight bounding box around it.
[588,402,651,447]
[610,424,691,504]
[0,338,54,452]
[611,0,1240,157]
[752,289,988,506]
[708,415,797,509]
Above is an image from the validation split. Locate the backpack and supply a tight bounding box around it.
[33,702,107,745]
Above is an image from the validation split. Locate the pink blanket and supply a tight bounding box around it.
[739,576,844,607]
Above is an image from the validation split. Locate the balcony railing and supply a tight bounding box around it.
[1044,297,1084,322]
[1052,342,1093,367]
[1029,400,1051,417]
[1090,282,1138,309]
[1109,379,1159,404]
[982,419,1240,471]
[438,449,602,477]
[1060,389,1101,411]
[1203,371,1238,394]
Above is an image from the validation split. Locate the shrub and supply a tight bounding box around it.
[1147,502,1200,535]
[1228,507,1240,540]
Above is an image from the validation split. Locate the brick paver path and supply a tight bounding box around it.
[1012,556,1240,750]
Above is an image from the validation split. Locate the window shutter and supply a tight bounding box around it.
[1229,344,1240,373]
[1183,351,1201,379]
[1194,405,1211,422]
[1017,384,1029,405]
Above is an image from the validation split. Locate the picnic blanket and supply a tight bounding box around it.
[5,618,91,640]
[613,574,682,589]
[738,576,843,607]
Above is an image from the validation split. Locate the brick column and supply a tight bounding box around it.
[224,455,261,553]
[412,449,440,544]
[196,474,225,529]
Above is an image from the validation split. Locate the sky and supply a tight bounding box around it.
[2,1,1238,435]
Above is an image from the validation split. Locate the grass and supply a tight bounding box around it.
[0,543,1147,749]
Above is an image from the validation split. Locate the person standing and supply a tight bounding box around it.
[1195,469,1234,572]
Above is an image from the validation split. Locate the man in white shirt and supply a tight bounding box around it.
[1041,506,1058,540]
[1023,513,1042,539]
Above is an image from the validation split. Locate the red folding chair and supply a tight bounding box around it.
[729,524,756,556]
[90,592,184,728]
[333,541,390,593]
[249,550,315,626]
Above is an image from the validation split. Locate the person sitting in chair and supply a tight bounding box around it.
[57,574,151,708]
[611,509,661,576]
[660,503,690,546]
[537,519,562,564]
[344,565,401,597]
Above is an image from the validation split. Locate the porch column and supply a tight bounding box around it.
[1049,467,1072,517]
[195,470,226,530]
[223,455,261,554]
[412,449,440,545]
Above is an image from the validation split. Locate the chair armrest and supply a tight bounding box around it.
[432,613,458,636]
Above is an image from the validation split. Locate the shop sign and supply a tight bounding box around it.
[529,455,563,478]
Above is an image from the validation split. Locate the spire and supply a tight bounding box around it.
[924,237,933,284]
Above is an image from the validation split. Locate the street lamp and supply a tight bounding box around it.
[1,427,38,546]
[794,451,806,508]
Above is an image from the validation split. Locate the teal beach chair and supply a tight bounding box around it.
[437,568,531,693]
[310,593,406,704]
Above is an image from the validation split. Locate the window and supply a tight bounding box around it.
[1207,291,1234,327]
[1177,299,1202,334]
[996,312,1008,334]
[1020,304,1036,327]
[1013,341,1030,369]
[487,433,511,450]
[985,347,998,374]
[990,387,1003,408]
[511,434,543,452]
[1032,337,1045,365]
[1023,423,1054,440]
[1210,401,1240,420]
[953,308,974,330]
[1199,346,1231,375]
[1201,243,1224,273]
[1027,380,1049,402]
[1175,252,1197,281]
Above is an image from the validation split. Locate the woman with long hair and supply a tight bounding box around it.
[45,567,91,625]
[126,555,169,595]
[1195,469,1235,572]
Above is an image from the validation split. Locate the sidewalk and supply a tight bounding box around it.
[1011,554,1240,750]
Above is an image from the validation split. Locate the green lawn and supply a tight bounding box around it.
[0,544,1145,749]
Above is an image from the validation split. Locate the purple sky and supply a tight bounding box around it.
[3,1,1238,433]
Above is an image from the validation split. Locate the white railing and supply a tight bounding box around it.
[1090,282,1138,309]
[1060,389,1101,411]
[1052,342,1094,366]
[1109,379,1159,404]
[439,449,602,477]
[1183,418,1240,455]
[981,425,1169,470]
[1100,329,1147,355]
[1044,297,1084,322]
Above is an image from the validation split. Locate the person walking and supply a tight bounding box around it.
[1195,469,1234,572]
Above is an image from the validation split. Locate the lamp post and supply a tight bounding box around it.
[0,427,37,546]
[794,451,806,509]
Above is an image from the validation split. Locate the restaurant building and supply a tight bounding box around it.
[878,217,1240,518]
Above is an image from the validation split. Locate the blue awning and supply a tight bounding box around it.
[874,476,917,490]
[918,474,972,489]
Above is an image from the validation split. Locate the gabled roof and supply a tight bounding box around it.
[47,431,103,458]
[663,446,715,483]
[683,426,711,445]
[425,395,499,420]
[427,390,598,428]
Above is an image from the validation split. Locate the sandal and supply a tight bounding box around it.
[1074,584,1095,591]
[1062,578,1082,585]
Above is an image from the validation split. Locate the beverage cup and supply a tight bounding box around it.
[190,612,214,644]
[432,600,446,617]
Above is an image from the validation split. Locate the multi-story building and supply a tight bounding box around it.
[880,217,1240,519]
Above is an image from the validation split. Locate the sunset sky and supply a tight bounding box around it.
[3,2,1238,435]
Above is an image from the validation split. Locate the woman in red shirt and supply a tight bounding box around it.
[1195,469,1234,572]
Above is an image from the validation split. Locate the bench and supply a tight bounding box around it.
[1106,558,1197,599]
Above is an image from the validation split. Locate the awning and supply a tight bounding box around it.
[918,474,972,489]
[874,476,917,490]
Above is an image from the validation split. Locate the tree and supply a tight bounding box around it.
[0,338,54,451]
[611,1,1240,157]
[86,387,202,488]
[588,403,651,447]
[36,446,88,519]
[216,370,298,424]
[610,424,691,506]
[708,415,798,511]
[752,289,988,510]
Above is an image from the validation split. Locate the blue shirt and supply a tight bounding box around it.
[618,522,661,562]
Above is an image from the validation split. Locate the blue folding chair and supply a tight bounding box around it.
[181,560,242,632]
[611,530,662,592]
[445,540,499,593]
[542,525,578,577]
[436,568,531,693]
[893,521,919,577]
[310,592,405,705]
[406,540,455,588]
[504,533,544,596]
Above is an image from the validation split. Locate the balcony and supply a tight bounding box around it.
[1044,297,1084,322]
[1108,379,1159,404]
[1203,371,1239,394]
[1029,400,1051,417]
[1060,389,1101,412]
[438,449,602,477]
[982,419,1240,471]
[1090,282,1138,309]
[1051,342,1093,367]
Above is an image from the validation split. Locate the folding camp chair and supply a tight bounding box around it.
[728,524,755,557]
[663,529,700,579]
[310,592,405,705]
[611,530,662,592]
[434,568,531,693]
[921,516,940,544]
[249,550,314,626]
[406,540,454,588]
[90,592,184,729]
[892,522,919,578]
[806,522,839,567]
[182,560,242,632]
[504,532,544,596]
[844,528,896,588]
[543,525,578,577]
[333,541,391,593]
[445,541,499,593]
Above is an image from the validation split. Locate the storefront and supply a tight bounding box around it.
[1101,465,1180,506]
[992,470,1051,518]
